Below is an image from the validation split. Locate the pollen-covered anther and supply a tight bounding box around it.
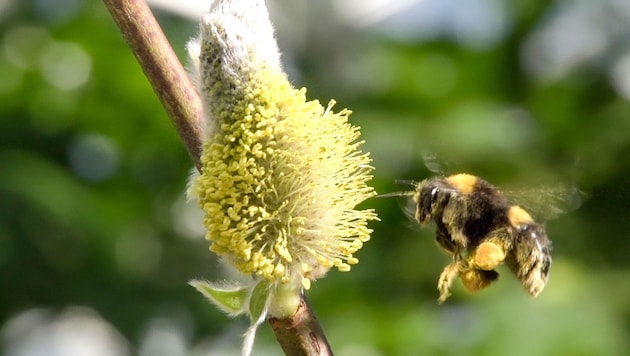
[315,255,335,268]
[350,240,364,250]
[337,263,351,272]
[301,278,311,290]
[273,263,285,277]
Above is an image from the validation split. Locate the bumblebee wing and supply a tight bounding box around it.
[400,194,419,226]
[421,150,445,174]
[503,184,585,221]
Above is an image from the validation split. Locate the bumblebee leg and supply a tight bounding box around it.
[450,230,469,251]
[460,268,499,292]
[437,262,460,303]
[469,229,510,271]
[437,252,465,303]
[435,229,457,255]
[441,195,470,249]
[470,241,505,270]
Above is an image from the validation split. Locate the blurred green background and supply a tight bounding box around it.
[1,0,629,355]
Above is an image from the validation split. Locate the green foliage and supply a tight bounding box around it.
[189,280,250,316]
[249,280,270,324]
[1,1,629,355]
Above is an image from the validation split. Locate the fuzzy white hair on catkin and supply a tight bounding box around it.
[186,0,284,141]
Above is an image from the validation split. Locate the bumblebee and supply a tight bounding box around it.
[385,173,554,303]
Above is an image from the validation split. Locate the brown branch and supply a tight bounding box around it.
[102,0,203,170]
[102,0,332,354]
[269,295,333,356]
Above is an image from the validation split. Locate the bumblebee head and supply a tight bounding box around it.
[413,179,457,224]
[377,178,457,225]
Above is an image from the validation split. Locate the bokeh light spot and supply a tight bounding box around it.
[67,134,120,182]
[3,26,52,70]
[39,42,92,91]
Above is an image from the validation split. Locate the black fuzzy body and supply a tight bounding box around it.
[410,173,552,298]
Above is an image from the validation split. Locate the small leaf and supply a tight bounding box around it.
[189,279,249,317]
[242,279,270,356]
[248,279,270,323]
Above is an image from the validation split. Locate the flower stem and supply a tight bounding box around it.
[102,0,204,170]
[101,0,332,354]
[269,295,333,356]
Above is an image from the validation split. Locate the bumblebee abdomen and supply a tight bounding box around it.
[505,221,552,296]
[507,205,535,226]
